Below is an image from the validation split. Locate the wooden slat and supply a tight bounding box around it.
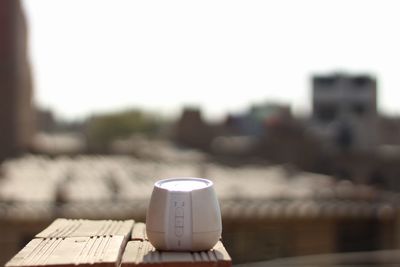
[131,222,147,241]
[122,240,155,267]
[212,241,232,267]
[7,220,231,267]
[121,241,231,267]
[36,219,134,239]
[6,236,125,267]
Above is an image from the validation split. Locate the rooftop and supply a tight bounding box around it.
[0,154,398,221]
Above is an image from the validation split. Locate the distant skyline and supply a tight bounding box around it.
[23,0,400,121]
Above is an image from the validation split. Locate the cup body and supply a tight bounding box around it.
[146,177,222,251]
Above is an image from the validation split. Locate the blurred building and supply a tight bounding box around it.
[174,107,215,150]
[0,0,35,161]
[238,103,293,137]
[379,117,400,146]
[36,109,56,133]
[307,73,400,189]
[311,73,378,151]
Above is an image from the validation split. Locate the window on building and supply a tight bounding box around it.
[315,105,337,122]
[314,77,336,89]
[352,76,371,89]
[352,103,368,116]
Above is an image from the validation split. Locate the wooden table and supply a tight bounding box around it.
[5,219,232,267]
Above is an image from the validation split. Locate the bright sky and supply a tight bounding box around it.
[22,0,400,121]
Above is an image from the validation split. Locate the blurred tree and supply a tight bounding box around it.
[86,109,160,152]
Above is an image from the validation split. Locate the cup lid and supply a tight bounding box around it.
[155,177,212,192]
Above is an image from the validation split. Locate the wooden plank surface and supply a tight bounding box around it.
[121,240,232,267]
[212,241,232,267]
[6,235,125,267]
[7,219,232,267]
[35,219,134,239]
[131,222,147,241]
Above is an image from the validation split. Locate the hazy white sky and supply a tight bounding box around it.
[22,0,400,121]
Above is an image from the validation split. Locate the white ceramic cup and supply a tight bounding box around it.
[146,177,222,251]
